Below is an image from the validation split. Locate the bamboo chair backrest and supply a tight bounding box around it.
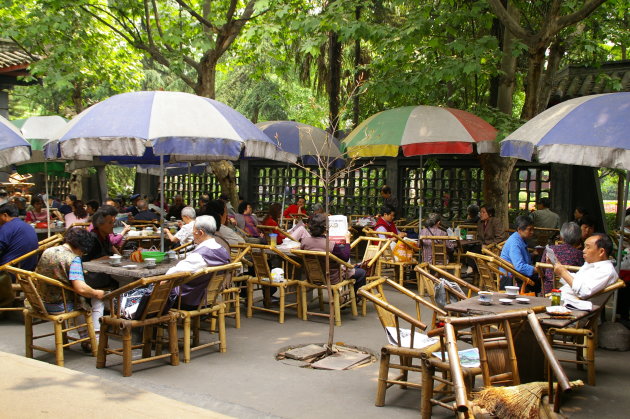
[466,251,502,291]
[359,277,446,340]
[5,266,76,316]
[66,222,91,230]
[175,262,243,310]
[483,240,506,256]
[256,224,297,243]
[290,249,352,286]
[137,277,182,321]
[447,312,523,387]
[350,236,390,276]
[533,227,560,247]
[420,236,460,265]
[481,248,534,292]
[248,243,300,281]
[250,246,272,280]
[414,263,469,304]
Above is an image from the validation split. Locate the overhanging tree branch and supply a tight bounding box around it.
[174,0,219,33]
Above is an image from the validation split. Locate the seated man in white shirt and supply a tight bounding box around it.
[554,233,618,306]
[166,215,230,310]
[163,206,196,246]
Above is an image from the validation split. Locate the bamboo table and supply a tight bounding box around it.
[445,295,598,382]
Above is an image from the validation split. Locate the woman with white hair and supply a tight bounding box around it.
[163,206,196,245]
[538,222,584,295]
[419,213,456,263]
[166,215,231,309]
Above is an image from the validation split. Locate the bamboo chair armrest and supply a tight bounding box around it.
[535,262,581,272]
[172,241,194,252]
[349,236,389,248]
[231,248,250,264]
[180,262,243,285]
[367,243,390,267]
[357,288,428,331]
[4,266,75,292]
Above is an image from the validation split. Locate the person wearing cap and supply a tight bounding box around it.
[531,197,560,229]
[125,194,141,216]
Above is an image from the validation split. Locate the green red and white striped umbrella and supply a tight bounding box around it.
[342,105,496,157]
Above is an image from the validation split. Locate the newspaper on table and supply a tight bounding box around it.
[432,347,480,368]
[328,215,349,245]
[385,327,438,349]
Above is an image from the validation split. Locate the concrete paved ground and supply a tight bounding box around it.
[1,291,629,418]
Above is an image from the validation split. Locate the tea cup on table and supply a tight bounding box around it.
[505,286,519,298]
[478,291,493,305]
[144,258,157,267]
[109,255,122,266]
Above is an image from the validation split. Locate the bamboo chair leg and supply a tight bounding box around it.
[142,326,153,359]
[375,349,391,406]
[333,290,341,327]
[300,286,308,321]
[183,316,191,363]
[53,321,64,367]
[155,326,164,356]
[350,287,358,317]
[192,316,201,347]
[246,283,253,318]
[122,326,133,377]
[400,355,410,389]
[169,317,180,366]
[85,314,98,357]
[586,333,596,386]
[318,288,324,311]
[234,294,241,328]
[96,324,108,368]
[219,308,226,353]
[279,286,285,324]
[421,361,435,419]
[24,311,33,359]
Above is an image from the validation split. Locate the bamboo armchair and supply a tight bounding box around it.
[358,277,445,410]
[246,244,301,323]
[170,262,242,363]
[256,224,297,243]
[364,228,420,286]
[421,310,571,418]
[96,272,189,377]
[419,235,463,278]
[290,248,358,326]
[481,248,536,294]
[4,266,98,367]
[350,236,390,315]
[465,251,503,291]
[415,263,481,308]
[0,234,64,312]
[545,279,625,386]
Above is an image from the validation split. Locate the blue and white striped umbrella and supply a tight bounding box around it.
[0,114,31,168]
[500,92,630,169]
[44,91,296,163]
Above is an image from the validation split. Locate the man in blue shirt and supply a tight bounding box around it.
[500,215,538,291]
[0,203,39,307]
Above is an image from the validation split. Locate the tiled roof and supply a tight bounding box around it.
[0,39,35,71]
[550,60,630,102]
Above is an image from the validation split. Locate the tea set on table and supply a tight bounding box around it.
[477,285,530,306]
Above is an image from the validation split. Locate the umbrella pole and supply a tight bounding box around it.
[160,155,165,252]
[418,155,423,229]
[188,162,192,208]
[45,161,51,238]
[279,163,289,227]
[612,169,630,322]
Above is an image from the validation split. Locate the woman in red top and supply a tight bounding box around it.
[263,203,286,244]
[25,195,61,223]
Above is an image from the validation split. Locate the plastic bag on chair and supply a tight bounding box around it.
[393,240,413,262]
[434,278,464,309]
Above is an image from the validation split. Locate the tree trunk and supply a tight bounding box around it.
[496,1,519,114]
[210,160,238,208]
[328,31,342,136]
[480,153,517,231]
[196,52,218,99]
[352,6,361,127]
[521,45,547,120]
